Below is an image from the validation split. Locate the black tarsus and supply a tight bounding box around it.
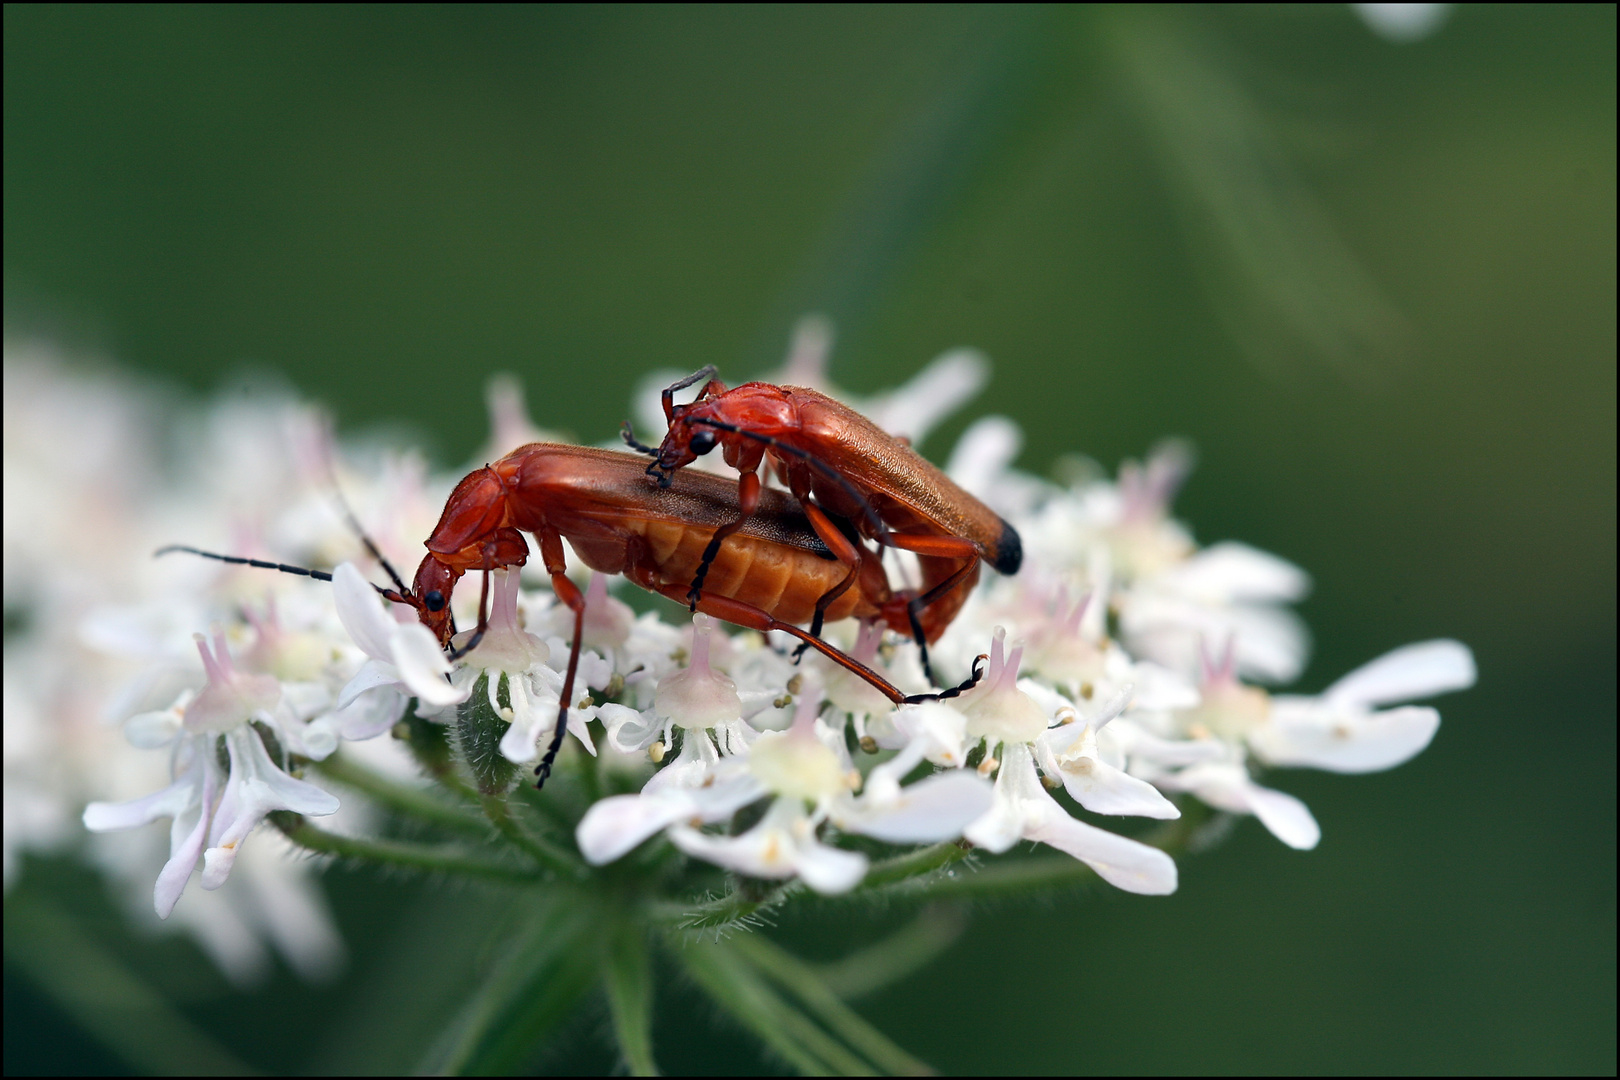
[620,421,659,457]
[901,653,987,705]
[661,364,719,415]
[533,589,587,789]
[444,549,496,662]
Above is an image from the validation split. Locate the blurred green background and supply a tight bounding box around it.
[5,4,1613,1074]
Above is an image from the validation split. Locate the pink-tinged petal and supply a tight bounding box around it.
[1025,810,1178,895]
[153,753,223,918]
[577,792,694,865]
[390,624,465,707]
[332,563,395,661]
[844,771,993,844]
[1322,640,1476,709]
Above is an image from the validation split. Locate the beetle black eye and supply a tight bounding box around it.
[689,430,717,455]
[424,590,446,612]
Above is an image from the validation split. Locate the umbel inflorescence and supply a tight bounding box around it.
[5,328,1474,1069]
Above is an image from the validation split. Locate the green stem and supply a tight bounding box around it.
[603,921,660,1076]
[672,937,872,1076]
[856,841,971,891]
[730,934,934,1076]
[271,813,538,884]
[313,750,488,838]
[417,898,595,1075]
[911,853,1094,898]
[480,795,588,879]
[6,894,257,1075]
[813,906,966,1001]
[651,881,796,930]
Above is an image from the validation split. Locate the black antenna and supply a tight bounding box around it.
[155,545,357,589]
[321,460,411,598]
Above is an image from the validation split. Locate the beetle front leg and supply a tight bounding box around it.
[791,500,884,660]
[534,528,587,790]
[687,469,761,610]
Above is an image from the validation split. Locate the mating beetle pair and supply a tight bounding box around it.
[179,369,1022,787]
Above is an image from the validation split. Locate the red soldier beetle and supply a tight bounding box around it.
[165,443,983,788]
[626,366,1022,685]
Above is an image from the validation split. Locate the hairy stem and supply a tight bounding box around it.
[271,813,539,884]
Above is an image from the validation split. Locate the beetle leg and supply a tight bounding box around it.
[670,588,908,705]
[686,470,761,610]
[534,528,587,790]
[791,500,881,660]
[875,533,983,684]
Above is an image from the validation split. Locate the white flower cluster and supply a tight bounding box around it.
[5,327,1475,975]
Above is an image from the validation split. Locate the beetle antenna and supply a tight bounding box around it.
[620,421,659,457]
[154,545,400,598]
[321,462,411,598]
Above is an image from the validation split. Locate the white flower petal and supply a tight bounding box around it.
[1322,640,1476,709]
[1164,763,1320,850]
[1252,704,1440,774]
[320,685,409,741]
[870,347,988,445]
[599,703,659,753]
[577,792,695,865]
[200,730,340,890]
[1024,809,1178,895]
[669,803,869,895]
[791,837,869,895]
[332,562,396,661]
[336,658,403,709]
[1244,784,1321,850]
[1060,754,1181,819]
[841,770,993,844]
[82,769,198,832]
[1166,542,1311,603]
[123,705,184,749]
[390,624,465,707]
[945,415,1021,499]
